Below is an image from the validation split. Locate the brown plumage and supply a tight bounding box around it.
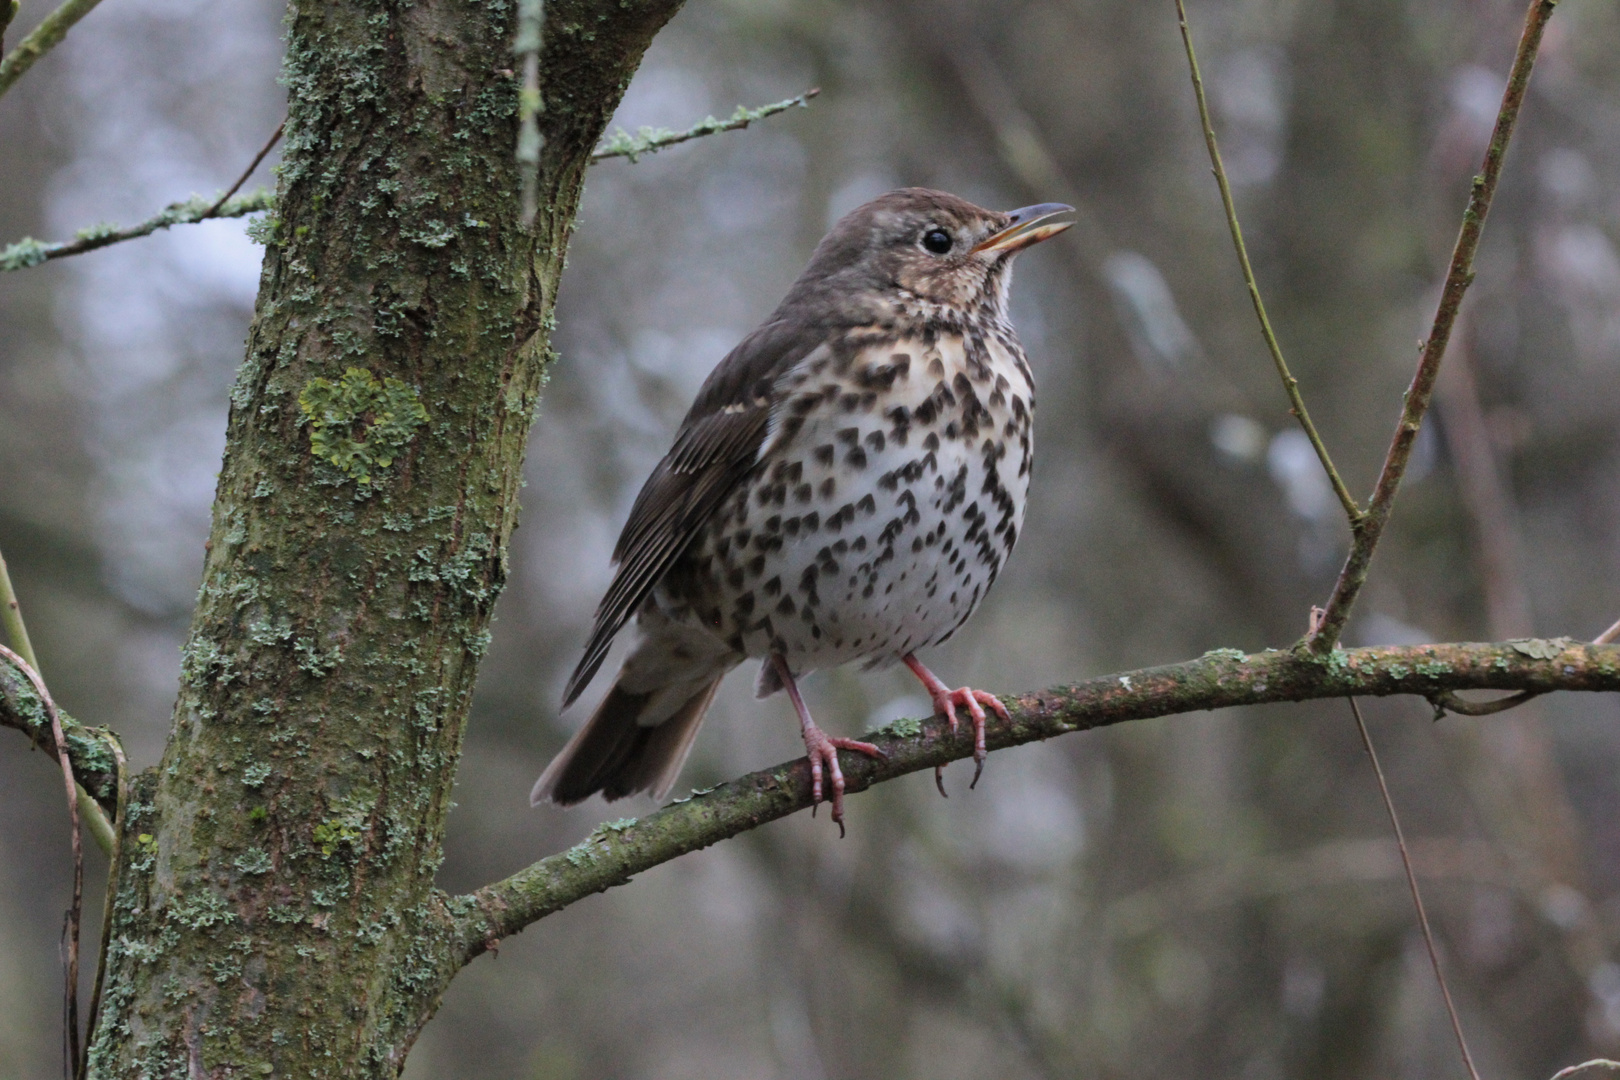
[533,188,1072,829]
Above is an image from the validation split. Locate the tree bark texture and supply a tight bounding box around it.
[84,1,681,1075]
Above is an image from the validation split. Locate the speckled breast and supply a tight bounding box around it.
[658,322,1035,673]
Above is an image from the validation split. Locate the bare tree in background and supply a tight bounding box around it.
[2,0,1620,1077]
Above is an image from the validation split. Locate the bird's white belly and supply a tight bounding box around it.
[710,331,1033,673]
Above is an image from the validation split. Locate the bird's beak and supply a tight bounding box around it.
[971,202,1075,255]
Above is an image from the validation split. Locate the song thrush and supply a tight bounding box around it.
[533,188,1072,830]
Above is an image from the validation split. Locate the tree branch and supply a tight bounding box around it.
[0,652,120,812]
[0,0,106,99]
[0,190,275,272]
[0,90,818,271]
[452,638,1620,961]
[0,544,118,853]
[1309,0,1557,651]
[589,88,819,163]
[1174,0,1360,523]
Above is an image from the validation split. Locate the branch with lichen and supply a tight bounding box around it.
[1,90,819,271]
[0,0,107,99]
[0,657,120,811]
[0,190,275,272]
[450,637,1620,960]
[589,88,819,163]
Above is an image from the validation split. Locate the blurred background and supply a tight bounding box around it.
[4,0,1620,1076]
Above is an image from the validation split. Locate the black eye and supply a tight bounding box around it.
[921,228,953,255]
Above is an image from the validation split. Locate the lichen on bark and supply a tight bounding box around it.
[84,0,685,1075]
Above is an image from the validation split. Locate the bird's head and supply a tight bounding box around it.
[784,187,1073,326]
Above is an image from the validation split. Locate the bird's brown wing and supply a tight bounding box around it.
[562,319,826,708]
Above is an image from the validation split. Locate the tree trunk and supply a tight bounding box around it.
[85,1,680,1074]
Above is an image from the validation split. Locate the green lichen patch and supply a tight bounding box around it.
[297,367,428,485]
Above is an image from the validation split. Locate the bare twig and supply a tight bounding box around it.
[1310,0,1559,652]
[1595,617,1620,646]
[204,120,285,219]
[1174,0,1360,523]
[453,639,1620,960]
[0,542,40,670]
[1348,697,1482,1080]
[0,645,83,1076]
[590,89,820,163]
[0,0,106,99]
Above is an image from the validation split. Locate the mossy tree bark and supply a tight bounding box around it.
[84,0,682,1075]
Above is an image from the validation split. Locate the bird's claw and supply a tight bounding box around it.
[802,725,884,836]
[927,685,1009,793]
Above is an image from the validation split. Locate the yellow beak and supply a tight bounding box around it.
[971,202,1075,255]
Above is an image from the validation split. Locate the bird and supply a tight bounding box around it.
[532,187,1072,831]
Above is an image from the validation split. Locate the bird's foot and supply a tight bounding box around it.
[801,724,885,837]
[773,653,885,837]
[903,654,1010,792]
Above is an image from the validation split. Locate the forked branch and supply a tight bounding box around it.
[1309,0,1558,651]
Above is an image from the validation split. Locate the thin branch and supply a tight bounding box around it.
[451,638,1620,959]
[1595,617,1620,646]
[1348,697,1482,1080]
[590,88,819,163]
[0,546,116,851]
[0,0,106,99]
[204,120,285,219]
[1,661,120,815]
[0,645,83,1075]
[0,190,275,272]
[1309,0,1558,652]
[0,542,39,670]
[1174,0,1360,523]
[2,91,817,270]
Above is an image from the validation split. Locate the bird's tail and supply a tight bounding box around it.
[531,670,723,807]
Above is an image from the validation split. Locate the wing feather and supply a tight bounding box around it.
[562,321,826,707]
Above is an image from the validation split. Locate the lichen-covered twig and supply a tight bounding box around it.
[1174,0,1359,523]
[590,88,819,163]
[1309,0,1558,652]
[0,190,275,272]
[0,650,120,807]
[0,0,107,99]
[3,90,818,271]
[451,637,1620,960]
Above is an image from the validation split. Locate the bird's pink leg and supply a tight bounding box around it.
[903,654,1010,792]
[772,655,885,837]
